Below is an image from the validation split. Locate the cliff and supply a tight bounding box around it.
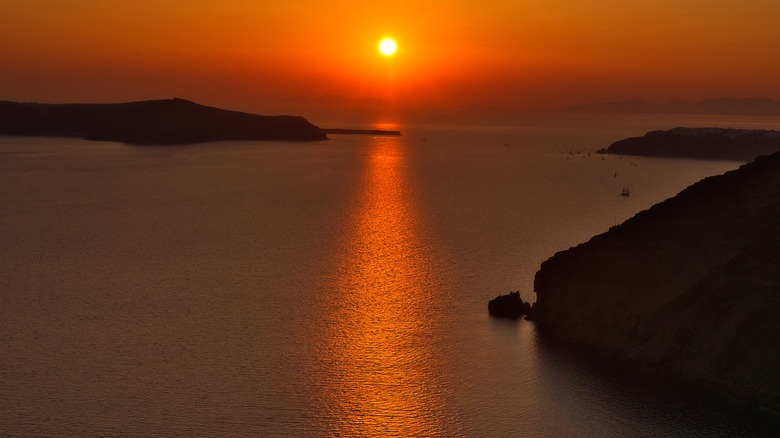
[0,98,327,144]
[596,127,780,161]
[532,150,780,413]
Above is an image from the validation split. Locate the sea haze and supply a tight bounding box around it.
[2,114,780,436]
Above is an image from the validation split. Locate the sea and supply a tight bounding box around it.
[2,113,780,436]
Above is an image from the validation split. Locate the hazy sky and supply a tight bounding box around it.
[2,0,779,115]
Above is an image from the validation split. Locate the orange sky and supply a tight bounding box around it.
[2,0,779,119]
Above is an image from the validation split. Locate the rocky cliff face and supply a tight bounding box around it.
[533,151,780,413]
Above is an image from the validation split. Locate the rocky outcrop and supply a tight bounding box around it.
[533,150,780,413]
[488,291,532,319]
[596,127,780,161]
[0,98,328,144]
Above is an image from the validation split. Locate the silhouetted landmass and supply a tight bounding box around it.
[0,98,327,144]
[488,291,531,319]
[322,128,401,136]
[595,127,780,161]
[531,150,780,414]
[563,97,780,116]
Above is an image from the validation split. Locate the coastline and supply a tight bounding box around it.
[531,150,780,415]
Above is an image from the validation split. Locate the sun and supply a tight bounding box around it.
[378,38,398,57]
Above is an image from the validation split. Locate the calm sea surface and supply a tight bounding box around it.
[2,114,780,436]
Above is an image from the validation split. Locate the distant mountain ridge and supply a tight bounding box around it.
[0,98,328,144]
[563,98,780,116]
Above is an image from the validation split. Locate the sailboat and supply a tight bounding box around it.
[621,186,630,197]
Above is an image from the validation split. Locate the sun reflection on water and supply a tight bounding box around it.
[312,136,460,436]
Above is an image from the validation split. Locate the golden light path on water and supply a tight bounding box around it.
[309,136,461,436]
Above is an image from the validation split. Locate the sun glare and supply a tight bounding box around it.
[378,38,398,57]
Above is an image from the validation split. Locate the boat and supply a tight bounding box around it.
[621,186,631,197]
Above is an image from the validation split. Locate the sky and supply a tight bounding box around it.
[2,0,779,120]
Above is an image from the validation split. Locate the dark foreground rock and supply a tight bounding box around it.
[596,127,780,161]
[488,291,531,319]
[0,98,328,144]
[533,150,780,413]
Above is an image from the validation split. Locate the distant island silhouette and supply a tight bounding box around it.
[0,98,331,144]
[563,97,780,116]
[530,149,780,415]
[596,127,780,161]
[0,98,398,144]
[322,128,401,136]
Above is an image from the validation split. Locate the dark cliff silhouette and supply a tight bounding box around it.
[532,150,780,413]
[0,98,328,144]
[596,127,780,161]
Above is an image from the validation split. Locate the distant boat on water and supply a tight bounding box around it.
[621,186,631,197]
